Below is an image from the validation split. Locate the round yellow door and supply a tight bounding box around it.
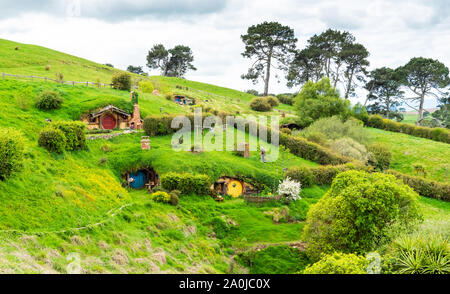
[227,180,243,198]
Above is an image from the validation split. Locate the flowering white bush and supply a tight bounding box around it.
[277,177,302,202]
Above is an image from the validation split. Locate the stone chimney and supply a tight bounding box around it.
[129,103,143,129]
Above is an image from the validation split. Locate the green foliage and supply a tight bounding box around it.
[367,143,392,171]
[265,96,280,107]
[161,172,211,196]
[139,80,154,93]
[300,116,369,144]
[303,171,422,261]
[130,91,139,104]
[0,128,25,180]
[279,133,351,165]
[351,102,369,123]
[241,21,297,96]
[285,166,314,188]
[250,97,272,112]
[277,94,294,105]
[146,44,196,78]
[210,217,234,239]
[169,191,180,206]
[35,90,63,111]
[330,138,369,163]
[303,252,368,274]
[295,78,350,127]
[366,114,450,143]
[386,235,450,274]
[151,191,171,203]
[237,245,311,274]
[51,121,87,151]
[38,127,66,153]
[112,72,132,91]
[387,170,450,202]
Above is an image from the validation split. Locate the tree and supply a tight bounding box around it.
[294,78,350,127]
[286,29,369,97]
[303,171,421,261]
[397,57,450,125]
[241,21,297,96]
[364,67,404,120]
[431,95,450,128]
[146,44,196,77]
[286,47,323,87]
[341,43,370,98]
[127,65,144,75]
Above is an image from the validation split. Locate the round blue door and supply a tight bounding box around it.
[130,171,146,189]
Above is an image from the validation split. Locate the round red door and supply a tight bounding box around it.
[102,115,116,130]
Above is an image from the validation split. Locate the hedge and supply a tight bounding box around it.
[143,115,352,166]
[386,170,450,202]
[286,164,449,202]
[366,115,450,144]
[160,172,211,196]
[286,162,372,187]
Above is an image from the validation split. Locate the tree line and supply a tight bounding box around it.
[125,21,449,127]
[240,21,449,126]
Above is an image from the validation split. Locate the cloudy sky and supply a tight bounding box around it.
[0,0,449,107]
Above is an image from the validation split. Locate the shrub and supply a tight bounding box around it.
[367,143,392,171]
[277,177,301,203]
[38,127,66,153]
[250,98,272,112]
[300,116,368,144]
[0,129,25,180]
[284,167,314,188]
[51,121,87,151]
[277,94,294,105]
[45,64,51,71]
[168,193,179,206]
[295,78,351,127]
[161,172,211,195]
[111,72,132,91]
[165,92,174,101]
[367,115,384,129]
[330,138,370,163]
[351,103,369,124]
[386,234,450,274]
[303,252,368,274]
[265,96,280,107]
[280,128,291,135]
[151,191,171,203]
[35,90,63,111]
[139,80,154,93]
[303,171,421,261]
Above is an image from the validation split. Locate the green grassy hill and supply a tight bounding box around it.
[0,39,448,274]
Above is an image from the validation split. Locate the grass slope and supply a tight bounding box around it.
[0,39,139,84]
[367,128,450,182]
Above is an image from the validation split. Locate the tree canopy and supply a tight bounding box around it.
[146,44,196,78]
[397,57,450,124]
[287,29,369,98]
[241,21,297,96]
[127,65,144,75]
[294,78,350,127]
[365,67,404,120]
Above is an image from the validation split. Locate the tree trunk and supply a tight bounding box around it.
[417,91,425,125]
[386,97,390,119]
[264,54,272,96]
[344,70,354,99]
